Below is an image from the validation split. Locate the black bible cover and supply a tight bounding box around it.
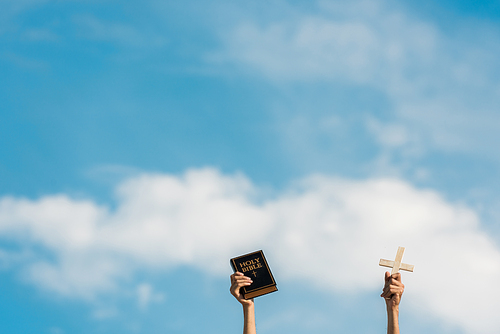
[230,250,278,299]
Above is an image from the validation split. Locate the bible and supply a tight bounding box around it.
[230,250,278,299]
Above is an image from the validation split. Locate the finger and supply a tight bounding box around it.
[382,284,402,298]
[385,271,391,281]
[381,286,391,298]
[230,284,248,298]
[389,280,404,291]
[233,274,253,282]
[392,272,401,282]
[380,291,392,299]
[234,280,253,290]
[387,287,402,295]
[381,290,391,298]
[234,278,253,285]
[233,273,251,279]
[230,274,252,289]
[233,276,253,282]
[230,272,244,280]
[388,280,404,289]
[231,278,253,292]
[231,272,250,282]
[389,285,403,295]
[382,281,391,294]
[386,287,403,299]
[388,275,403,286]
[381,290,398,300]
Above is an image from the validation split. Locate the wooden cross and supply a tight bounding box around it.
[379,246,414,275]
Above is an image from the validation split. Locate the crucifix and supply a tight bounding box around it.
[379,246,414,274]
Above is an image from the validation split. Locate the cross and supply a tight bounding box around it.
[251,271,257,277]
[379,246,414,275]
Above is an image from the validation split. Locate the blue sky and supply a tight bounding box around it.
[2,0,500,333]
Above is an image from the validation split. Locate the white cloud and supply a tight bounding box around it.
[73,15,166,48]
[0,168,499,333]
[1,52,50,71]
[210,0,500,162]
[22,28,59,42]
[365,117,411,149]
[212,0,438,84]
[0,0,49,20]
[91,306,119,320]
[48,327,65,334]
[136,283,164,311]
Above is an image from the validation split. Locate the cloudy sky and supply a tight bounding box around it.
[2,0,500,333]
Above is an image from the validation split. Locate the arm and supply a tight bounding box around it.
[380,272,404,334]
[230,272,256,334]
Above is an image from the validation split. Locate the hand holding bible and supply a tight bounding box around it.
[230,272,254,307]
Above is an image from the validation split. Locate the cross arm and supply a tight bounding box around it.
[379,259,414,272]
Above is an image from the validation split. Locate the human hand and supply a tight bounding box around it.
[381,272,404,309]
[230,272,254,307]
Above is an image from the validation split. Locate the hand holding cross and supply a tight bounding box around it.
[379,247,413,334]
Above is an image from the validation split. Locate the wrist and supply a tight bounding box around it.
[242,301,254,310]
[386,304,399,315]
[242,302,255,319]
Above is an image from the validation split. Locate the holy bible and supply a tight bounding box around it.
[230,250,278,299]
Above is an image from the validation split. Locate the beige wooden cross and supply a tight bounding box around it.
[379,246,414,275]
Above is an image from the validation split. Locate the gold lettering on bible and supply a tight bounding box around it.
[239,258,263,273]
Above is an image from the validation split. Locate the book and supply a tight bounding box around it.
[230,250,278,299]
